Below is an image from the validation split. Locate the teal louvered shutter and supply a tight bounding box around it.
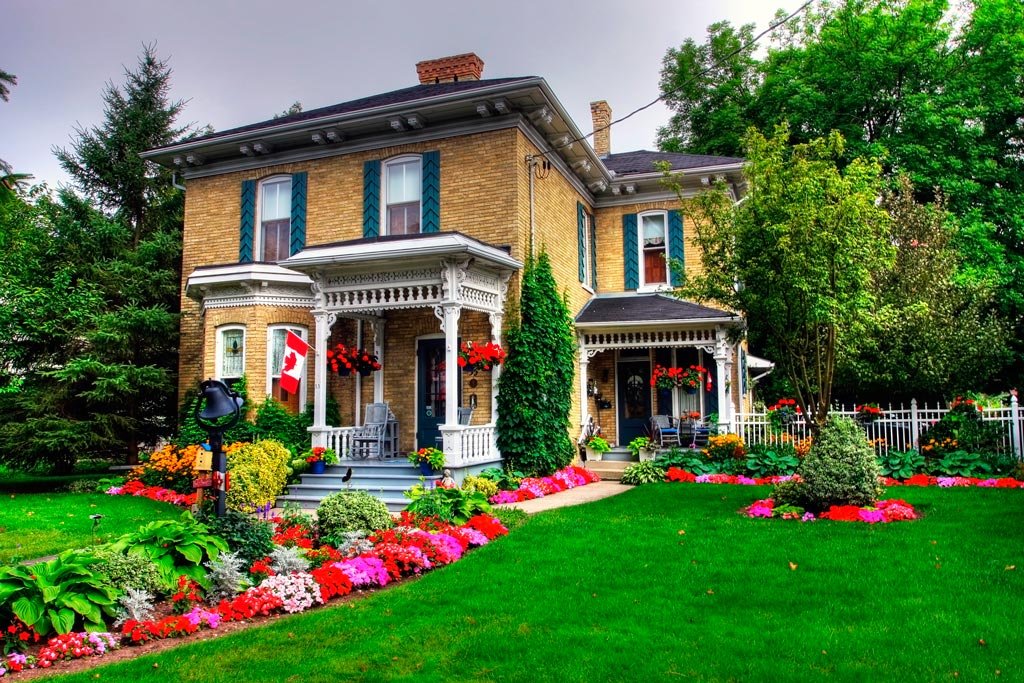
[363,160,381,237]
[623,213,639,289]
[290,172,307,256]
[668,209,684,285]
[589,212,597,288]
[577,202,586,282]
[421,151,441,233]
[239,180,256,263]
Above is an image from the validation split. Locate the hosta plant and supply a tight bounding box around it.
[404,485,492,524]
[655,447,716,475]
[109,513,228,588]
[877,450,926,480]
[745,443,800,478]
[0,550,119,636]
[931,450,992,478]
[621,461,664,485]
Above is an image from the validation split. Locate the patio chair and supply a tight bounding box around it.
[435,407,474,449]
[679,422,711,449]
[351,402,396,459]
[651,415,680,447]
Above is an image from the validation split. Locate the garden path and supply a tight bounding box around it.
[492,480,631,514]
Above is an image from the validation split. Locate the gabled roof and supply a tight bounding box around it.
[575,294,739,325]
[153,77,535,151]
[604,150,745,175]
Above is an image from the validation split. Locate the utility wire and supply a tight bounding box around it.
[546,0,815,158]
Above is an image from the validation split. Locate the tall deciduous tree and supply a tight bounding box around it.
[496,251,577,475]
[673,126,892,433]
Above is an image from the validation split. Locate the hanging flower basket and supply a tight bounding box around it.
[327,343,381,376]
[767,398,801,431]
[856,403,883,425]
[651,364,711,392]
[458,341,506,374]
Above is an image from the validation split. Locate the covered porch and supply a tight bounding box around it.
[281,233,521,469]
[575,294,745,447]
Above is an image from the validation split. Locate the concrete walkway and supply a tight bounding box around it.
[492,480,632,514]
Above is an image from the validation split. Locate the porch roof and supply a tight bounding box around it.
[575,294,740,327]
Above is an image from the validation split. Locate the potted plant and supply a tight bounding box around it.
[855,403,883,424]
[585,435,611,462]
[327,342,382,376]
[627,436,658,462]
[458,341,506,374]
[408,447,445,475]
[767,398,801,431]
[304,446,338,475]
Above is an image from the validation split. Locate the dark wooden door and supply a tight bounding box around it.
[617,360,651,444]
[416,339,461,449]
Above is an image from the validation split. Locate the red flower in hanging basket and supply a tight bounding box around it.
[327,342,381,374]
[458,341,506,372]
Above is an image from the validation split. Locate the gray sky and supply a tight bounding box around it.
[1,0,781,188]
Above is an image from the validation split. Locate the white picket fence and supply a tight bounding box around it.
[733,396,1024,458]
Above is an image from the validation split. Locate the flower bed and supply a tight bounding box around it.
[743,498,918,523]
[0,512,508,677]
[664,468,797,486]
[883,474,1024,488]
[105,480,197,507]
[488,466,600,504]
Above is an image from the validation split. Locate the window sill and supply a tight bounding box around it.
[637,284,673,294]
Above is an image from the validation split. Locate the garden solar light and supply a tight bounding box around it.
[194,379,244,517]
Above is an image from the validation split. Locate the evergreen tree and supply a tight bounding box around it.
[496,252,576,475]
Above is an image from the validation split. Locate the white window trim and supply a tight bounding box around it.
[581,211,594,294]
[637,209,672,292]
[266,325,308,411]
[381,155,423,237]
[216,325,246,383]
[255,175,292,262]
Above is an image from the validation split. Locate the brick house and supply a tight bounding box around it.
[144,53,756,480]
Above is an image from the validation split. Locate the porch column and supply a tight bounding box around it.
[714,328,732,432]
[371,318,385,404]
[309,309,336,447]
[489,312,503,426]
[439,302,463,463]
[578,339,590,426]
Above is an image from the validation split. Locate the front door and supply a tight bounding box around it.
[617,360,651,445]
[416,339,460,449]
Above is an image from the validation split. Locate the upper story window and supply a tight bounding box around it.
[640,211,668,287]
[268,325,306,413]
[259,176,291,261]
[383,156,421,235]
[217,326,245,389]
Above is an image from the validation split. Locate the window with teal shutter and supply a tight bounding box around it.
[239,180,256,263]
[363,160,381,237]
[668,209,684,285]
[589,211,597,288]
[421,151,440,233]
[577,202,586,282]
[623,213,639,289]
[290,172,307,256]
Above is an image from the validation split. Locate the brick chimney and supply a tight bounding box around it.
[590,101,612,157]
[416,53,485,84]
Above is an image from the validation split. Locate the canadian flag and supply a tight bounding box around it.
[279,331,310,394]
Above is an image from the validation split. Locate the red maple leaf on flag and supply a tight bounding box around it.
[282,351,297,373]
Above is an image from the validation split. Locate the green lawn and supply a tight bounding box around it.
[53,484,1024,682]
[0,493,182,563]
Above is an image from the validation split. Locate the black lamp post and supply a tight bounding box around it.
[194,379,243,517]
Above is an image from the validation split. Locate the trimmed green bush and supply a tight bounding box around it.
[197,509,274,566]
[92,546,166,595]
[317,491,394,538]
[226,439,291,513]
[777,416,882,512]
[462,475,499,499]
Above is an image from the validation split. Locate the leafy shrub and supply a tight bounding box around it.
[931,450,992,477]
[745,443,800,478]
[92,546,166,595]
[404,486,491,524]
[109,513,228,588]
[655,447,716,475]
[197,509,274,566]
[771,478,809,510]
[462,475,499,498]
[918,397,1003,458]
[268,546,310,574]
[317,490,394,538]
[251,397,312,456]
[0,550,118,635]
[114,588,155,627]
[621,461,665,485]
[877,450,925,480]
[493,507,529,532]
[780,416,883,512]
[129,444,203,493]
[702,434,746,464]
[205,551,249,604]
[225,439,291,513]
[478,467,524,490]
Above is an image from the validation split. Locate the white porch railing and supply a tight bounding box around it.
[323,426,358,458]
[441,424,499,467]
[733,396,1023,458]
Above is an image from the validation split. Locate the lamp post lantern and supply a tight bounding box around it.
[194,379,243,517]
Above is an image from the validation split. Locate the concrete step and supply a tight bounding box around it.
[585,458,637,481]
[276,492,409,513]
[279,459,438,513]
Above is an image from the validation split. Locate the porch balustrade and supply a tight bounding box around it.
[440,424,498,467]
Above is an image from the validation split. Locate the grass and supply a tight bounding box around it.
[51,484,1024,682]
[0,493,183,563]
